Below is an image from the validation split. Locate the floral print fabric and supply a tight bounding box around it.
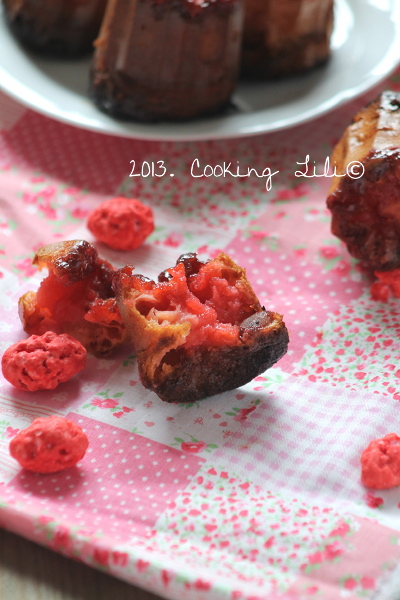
[1,70,400,599]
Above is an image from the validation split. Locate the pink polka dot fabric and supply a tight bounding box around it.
[2,65,400,600]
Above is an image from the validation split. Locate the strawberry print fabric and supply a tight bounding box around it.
[2,66,400,600]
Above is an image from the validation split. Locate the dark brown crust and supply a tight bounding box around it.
[3,0,107,57]
[114,252,289,402]
[327,91,400,271]
[89,0,244,122]
[241,0,333,79]
[90,76,235,122]
[33,240,99,285]
[140,310,289,403]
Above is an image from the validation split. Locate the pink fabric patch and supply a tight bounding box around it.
[287,516,400,600]
[5,413,206,542]
[225,232,363,370]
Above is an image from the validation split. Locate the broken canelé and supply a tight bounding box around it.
[114,252,289,402]
[18,240,127,357]
[327,91,400,272]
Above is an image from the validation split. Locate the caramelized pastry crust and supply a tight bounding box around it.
[327,91,400,272]
[114,252,289,402]
[18,240,127,357]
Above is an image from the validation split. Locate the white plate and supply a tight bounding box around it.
[0,0,399,141]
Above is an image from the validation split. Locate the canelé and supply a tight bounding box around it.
[3,0,107,56]
[242,0,334,78]
[90,0,245,121]
[18,240,127,357]
[327,91,400,272]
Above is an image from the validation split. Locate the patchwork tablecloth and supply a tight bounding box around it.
[2,67,400,600]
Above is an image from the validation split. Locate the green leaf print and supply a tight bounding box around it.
[122,354,136,367]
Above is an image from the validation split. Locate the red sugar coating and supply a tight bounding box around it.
[10,416,89,473]
[2,332,86,391]
[361,433,400,489]
[370,281,390,303]
[371,269,400,302]
[87,197,154,251]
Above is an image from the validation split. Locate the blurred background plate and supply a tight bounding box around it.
[0,0,399,141]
